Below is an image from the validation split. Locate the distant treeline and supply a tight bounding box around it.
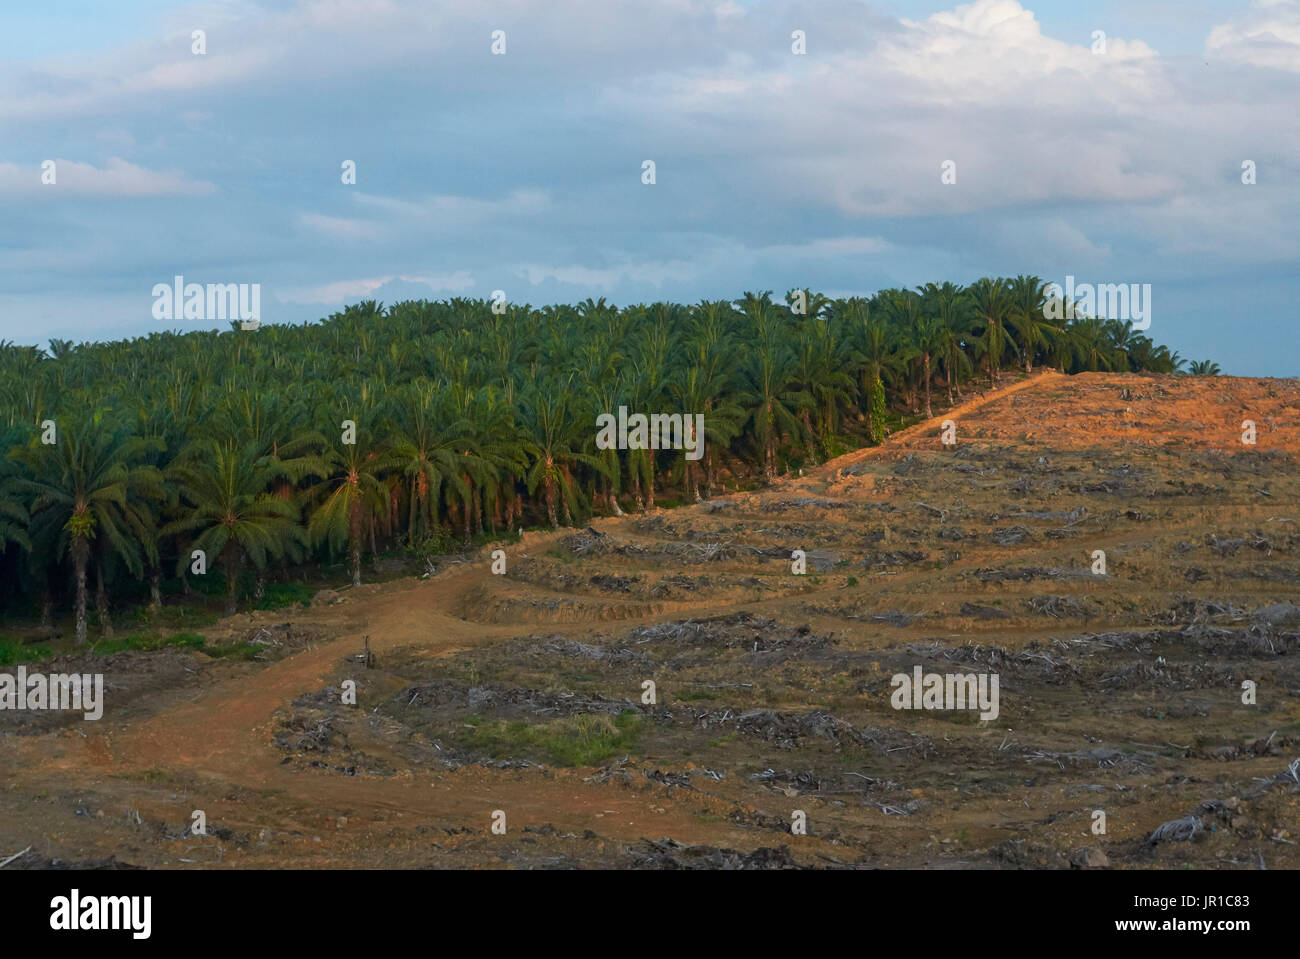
[0,279,1197,643]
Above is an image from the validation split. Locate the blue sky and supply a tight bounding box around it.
[1,0,1297,374]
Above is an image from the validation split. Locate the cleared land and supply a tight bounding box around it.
[2,371,1299,869]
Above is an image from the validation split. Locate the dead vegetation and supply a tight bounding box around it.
[4,372,1300,870]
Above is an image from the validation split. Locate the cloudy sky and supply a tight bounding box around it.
[1,0,1296,374]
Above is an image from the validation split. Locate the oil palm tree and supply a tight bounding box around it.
[0,283,1195,626]
[893,290,944,418]
[739,292,804,481]
[164,438,308,615]
[11,412,163,644]
[969,277,1016,386]
[519,381,609,528]
[919,281,972,404]
[298,419,398,587]
[1069,317,1122,372]
[0,434,31,555]
[848,300,895,444]
[1006,275,1053,373]
[389,380,467,545]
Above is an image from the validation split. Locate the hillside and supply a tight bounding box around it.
[2,371,1298,870]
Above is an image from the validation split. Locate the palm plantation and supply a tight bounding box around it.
[0,280,1193,631]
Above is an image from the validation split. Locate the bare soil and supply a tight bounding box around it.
[3,371,1298,870]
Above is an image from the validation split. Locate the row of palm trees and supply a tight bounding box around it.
[0,278,1200,643]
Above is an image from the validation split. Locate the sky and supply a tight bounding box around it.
[0,0,1297,375]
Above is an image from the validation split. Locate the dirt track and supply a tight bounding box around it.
[3,371,1299,869]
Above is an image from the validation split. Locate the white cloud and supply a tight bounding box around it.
[352,189,550,224]
[758,236,892,259]
[2,0,1297,358]
[279,271,475,304]
[299,213,378,239]
[886,0,1157,91]
[0,157,214,196]
[516,258,699,290]
[1207,0,1300,72]
[596,0,1184,222]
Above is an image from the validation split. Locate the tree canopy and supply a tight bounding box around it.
[0,279,1190,638]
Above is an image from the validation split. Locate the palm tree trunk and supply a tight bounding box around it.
[560,468,574,525]
[349,501,363,587]
[544,477,558,529]
[923,354,932,418]
[224,551,239,616]
[407,478,419,546]
[73,543,89,646]
[764,405,776,482]
[149,567,162,612]
[95,562,113,638]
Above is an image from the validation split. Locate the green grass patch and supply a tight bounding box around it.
[254,582,314,610]
[90,631,205,655]
[0,637,52,666]
[459,710,642,766]
[157,604,221,628]
[201,643,262,661]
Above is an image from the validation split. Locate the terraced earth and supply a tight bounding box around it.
[2,371,1299,869]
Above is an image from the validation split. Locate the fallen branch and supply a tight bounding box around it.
[0,846,31,869]
[914,502,948,520]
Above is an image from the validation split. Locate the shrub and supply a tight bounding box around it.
[0,637,51,666]
[91,631,205,655]
[255,582,314,610]
[460,710,642,766]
